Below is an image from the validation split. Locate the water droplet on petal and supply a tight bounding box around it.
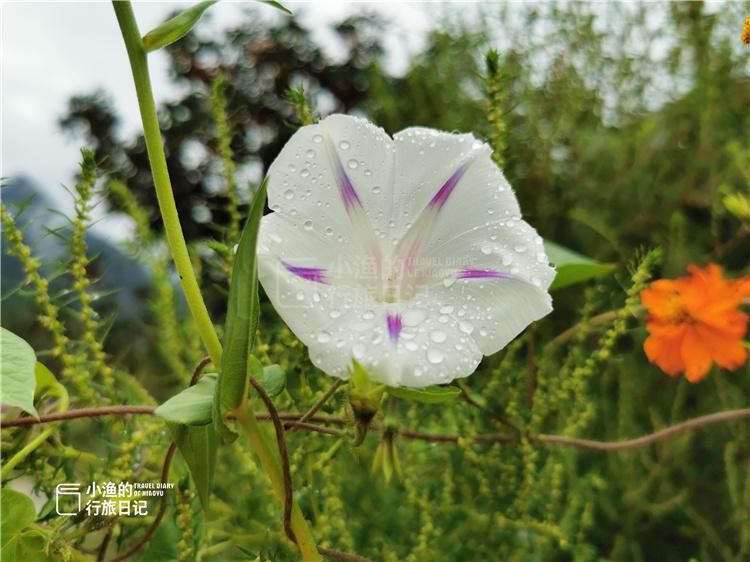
[347,159,358,170]
[402,309,427,326]
[284,189,294,200]
[303,219,313,230]
[362,311,375,320]
[301,169,310,178]
[295,292,305,301]
[313,134,323,143]
[339,140,350,150]
[405,341,418,351]
[440,305,454,314]
[306,149,316,158]
[459,321,474,335]
[514,245,527,253]
[372,185,382,194]
[317,331,331,343]
[427,348,444,364]
[352,343,366,359]
[329,309,342,319]
[443,277,457,288]
[480,243,493,255]
[430,330,447,343]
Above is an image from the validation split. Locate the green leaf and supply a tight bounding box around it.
[544,241,615,290]
[261,364,286,398]
[215,179,268,443]
[386,385,461,404]
[0,489,52,562]
[1,328,39,416]
[259,0,293,16]
[34,362,67,403]
[155,374,218,425]
[142,1,217,53]
[1,489,36,538]
[169,423,218,512]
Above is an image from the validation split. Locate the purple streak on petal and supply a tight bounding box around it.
[386,313,403,343]
[336,163,363,212]
[457,268,511,280]
[427,163,468,211]
[282,260,328,284]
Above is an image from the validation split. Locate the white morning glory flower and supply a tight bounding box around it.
[258,114,554,388]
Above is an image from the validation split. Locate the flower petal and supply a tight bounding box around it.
[425,275,552,356]
[680,327,713,382]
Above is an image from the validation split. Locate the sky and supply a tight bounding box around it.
[1,1,437,227]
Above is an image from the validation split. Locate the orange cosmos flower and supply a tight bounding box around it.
[640,263,750,382]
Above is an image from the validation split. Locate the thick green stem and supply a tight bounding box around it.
[234,405,322,561]
[112,1,222,368]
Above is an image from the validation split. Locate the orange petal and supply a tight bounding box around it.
[680,327,713,382]
[695,323,748,371]
[644,326,687,376]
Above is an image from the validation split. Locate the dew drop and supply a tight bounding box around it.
[329,309,342,319]
[440,305,454,314]
[362,311,375,320]
[427,348,444,364]
[288,164,297,172]
[339,140,351,150]
[317,331,331,343]
[402,309,427,326]
[284,189,294,200]
[364,169,373,177]
[514,245,527,253]
[459,321,474,335]
[372,185,382,194]
[312,134,323,143]
[347,159,359,170]
[405,341,419,351]
[480,243,493,255]
[443,277,457,288]
[295,292,305,301]
[301,169,310,178]
[325,227,334,236]
[430,330,447,343]
[352,343,366,359]
[306,149,316,159]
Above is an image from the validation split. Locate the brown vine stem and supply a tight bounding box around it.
[247,378,372,562]
[105,356,210,562]
[286,379,343,433]
[106,442,176,562]
[248,376,297,546]
[3,407,749,453]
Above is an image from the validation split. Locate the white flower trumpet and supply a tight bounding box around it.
[258,115,554,387]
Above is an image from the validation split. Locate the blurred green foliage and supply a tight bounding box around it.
[3,2,749,561]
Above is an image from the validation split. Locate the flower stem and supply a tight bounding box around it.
[234,404,322,561]
[112,1,222,368]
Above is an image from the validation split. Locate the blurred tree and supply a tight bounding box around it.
[60,13,386,240]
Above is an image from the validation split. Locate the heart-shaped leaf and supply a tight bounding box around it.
[261,364,286,398]
[544,241,615,290]
[155,374,218,425]
[1,328,39,417]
